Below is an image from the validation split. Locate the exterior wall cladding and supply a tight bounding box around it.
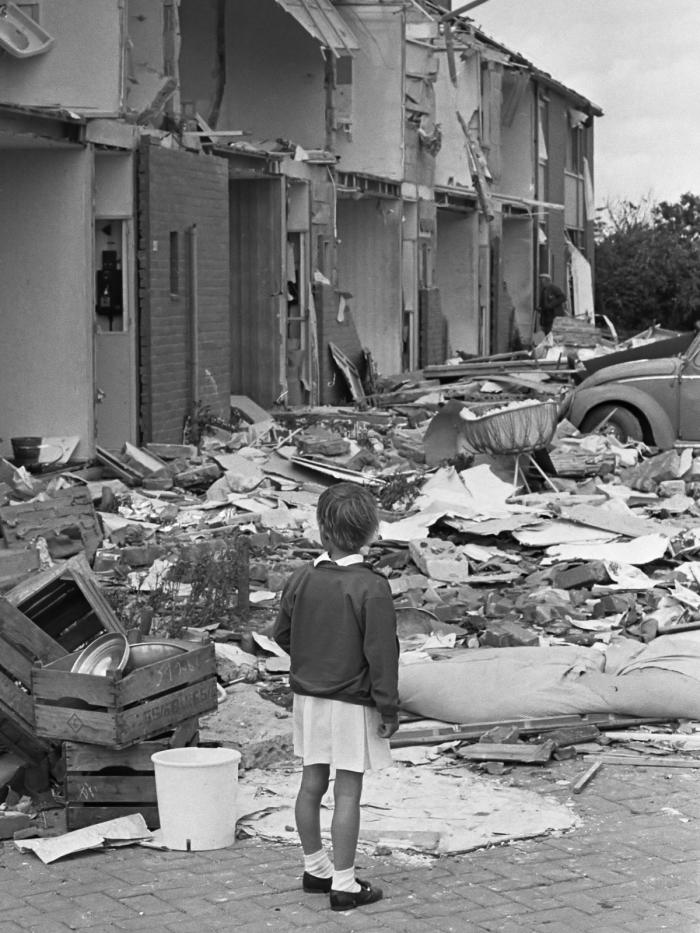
[138,142,230,443]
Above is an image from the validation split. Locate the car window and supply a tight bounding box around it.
[684,347,700,374]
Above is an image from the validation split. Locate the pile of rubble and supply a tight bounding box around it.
[3,388,700,846]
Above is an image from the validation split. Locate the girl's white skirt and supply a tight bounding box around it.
[293,695,393,772]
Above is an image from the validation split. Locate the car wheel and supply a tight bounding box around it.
[580,405,644,443]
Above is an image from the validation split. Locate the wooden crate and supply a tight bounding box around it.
[7,554,126,652]
[0,595,66,762]
[32,642,218,749]
[63,719,199,830]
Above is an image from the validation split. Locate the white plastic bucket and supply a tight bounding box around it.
[151,747,241,851]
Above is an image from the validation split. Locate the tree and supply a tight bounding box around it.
[594,192,700,334]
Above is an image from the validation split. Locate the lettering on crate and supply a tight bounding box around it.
[142,682,216,725]
[151,656,198,690]
[78,782,97,802]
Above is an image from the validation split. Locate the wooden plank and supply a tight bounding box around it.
[66,774,156,803]
[6,554,89,605]
[96,446,143,485]
[34,704,119,746]
[537,725,601,748]
[0,598,66,663]
[32,662,117,706]
[0,717,51,765]
[0,637,34,687]
[391,714,667,748]
[456,741,555,764]
[587,754,700,769]
[69,568,126,635]
[117,679,218,747]
[64,720,198,771]
[117,644,216,706]
[571,760,603,794]
[0,687,34,732]
[66,805,159,831]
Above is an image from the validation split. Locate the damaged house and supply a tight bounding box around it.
[0,0,600,456]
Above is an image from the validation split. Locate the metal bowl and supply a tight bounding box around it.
[125,641,189,671]
[71,633,130,676]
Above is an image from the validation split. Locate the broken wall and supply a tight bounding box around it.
[177,0,219,122]
[333,2,405,180]
[0,0,123,114]
[336,196,402,376]
[137,142,231,442]
[434,49,480,191]
[436,208,480,356]
[0,148,94,460]
[500,71,535,199]
[404,35,438,189]
[199,0,327,146]
[502,213,535,346]
[125,0,179,119]
[541,89,568,286]
[229,176,286,410]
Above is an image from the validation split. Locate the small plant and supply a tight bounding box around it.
[107,536,248,637]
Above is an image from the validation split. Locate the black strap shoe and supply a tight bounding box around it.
[302,871,332,893]
[330,879,383,911]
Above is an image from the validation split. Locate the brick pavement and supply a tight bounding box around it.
[1,756,699,932]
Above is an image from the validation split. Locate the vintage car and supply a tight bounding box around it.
[568,331,699,449]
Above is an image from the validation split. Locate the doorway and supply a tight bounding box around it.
[94,217,138,450]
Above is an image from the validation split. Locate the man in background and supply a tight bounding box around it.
[537,273,567,334]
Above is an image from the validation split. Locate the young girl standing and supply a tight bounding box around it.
[273,482,399,911]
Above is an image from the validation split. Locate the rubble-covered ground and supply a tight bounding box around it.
[3,365,700,857]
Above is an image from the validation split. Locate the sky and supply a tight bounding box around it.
[471,0,700,208]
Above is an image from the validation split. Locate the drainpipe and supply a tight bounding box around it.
[187,224,199,406]
[324,50,336,153]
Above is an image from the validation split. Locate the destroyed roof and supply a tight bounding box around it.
[414,1,603,118]
[273,0,359,56]
[0,102,85,147]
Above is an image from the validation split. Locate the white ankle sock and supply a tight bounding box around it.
[304,848,333,879]
[332,866,360,893]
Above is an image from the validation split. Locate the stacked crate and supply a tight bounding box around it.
[0,596,65,766]
[32,638,218,830]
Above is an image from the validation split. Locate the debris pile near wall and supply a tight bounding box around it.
[3,391,700,838]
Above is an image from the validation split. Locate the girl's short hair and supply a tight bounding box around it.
[317,482,378,553]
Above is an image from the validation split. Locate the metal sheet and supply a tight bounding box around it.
[273,0,359,55]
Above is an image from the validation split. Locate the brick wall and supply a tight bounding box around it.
[138,141,230,443]
[419,286,447,366]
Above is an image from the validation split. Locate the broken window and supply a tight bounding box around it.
[335,54,353,130]
[566,124,584,175]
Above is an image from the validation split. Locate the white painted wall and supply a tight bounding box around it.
[216,0,326,146]
[436,209,480,356]
[126,0,169,115]
[0,149,94,459]
[95,152,133,215]
[337,197,402,375]
[0,0,123,114]
[333,4,404,180]
[178,0,219,120]
[434,52,480,190]
[503,215,534,344]
[501,89,535,199]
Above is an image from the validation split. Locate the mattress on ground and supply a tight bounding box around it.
[398,633,700,723]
